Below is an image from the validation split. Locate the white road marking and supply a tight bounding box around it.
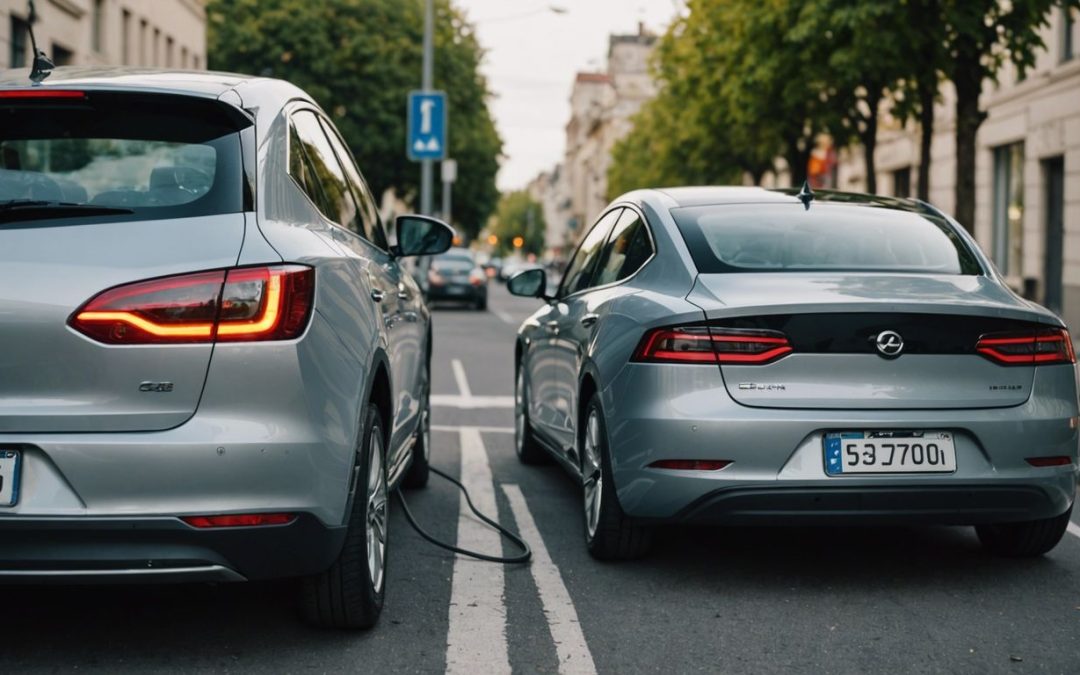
[451,358,472,398]
[446,428,511,675]
[433,424,514,433]
[432,394,515,409]
[493,309,516,325]
[503,485,597,675]
[1067,520,1080,540]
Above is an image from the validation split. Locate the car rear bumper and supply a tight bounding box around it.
[0,513,344,583]
[428,283,485,302]
[602,362,1079,524]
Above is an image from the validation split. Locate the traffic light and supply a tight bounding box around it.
[512,236,524,249]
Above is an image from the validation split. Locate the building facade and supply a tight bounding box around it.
[2,0,206,71]
[833,7,1080,330]
[532,24,657,256]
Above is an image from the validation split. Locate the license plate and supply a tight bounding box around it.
[0,450,21,506]
[824,431,956,475]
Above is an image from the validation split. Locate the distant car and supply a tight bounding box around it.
[428,248,488,310]
[0,68,455,629]
[482,255,504,279]
[509,187,1078,561]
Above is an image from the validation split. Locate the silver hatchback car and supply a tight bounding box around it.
[0,68,453,628]
[509,187,1078,560]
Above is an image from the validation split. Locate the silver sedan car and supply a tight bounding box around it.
[509,187,1078,560]
[0,68,452,628]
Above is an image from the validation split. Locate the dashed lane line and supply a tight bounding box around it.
[431,394,515,408]
[503,484,597,675]
[433,424,514,434]
[451,359,473,398]
[493,309,516,325]
[1068,520,1080,540]
[445,427,511,675]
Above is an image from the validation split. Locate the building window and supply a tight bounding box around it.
[180,46,188,69]
[52,43,74,67]
[193,54,200,69]
[992,143,1025,277]
[153,27,160,66]
[121,10,131,64]
[139,19,147,66]
[10,15,30,68]
[1063,7,1076,62]
[91,0,105,53]
[165,36,174,67]
[892,167,911,199]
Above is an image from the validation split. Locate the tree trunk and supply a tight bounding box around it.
[859,90,881,195]
[786,143,811,187]
[952,57,986,234]
[917,80,935,202]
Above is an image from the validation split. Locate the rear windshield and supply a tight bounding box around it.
[434,254,475,272]
[672,204,983,275]
[0,92,244,222]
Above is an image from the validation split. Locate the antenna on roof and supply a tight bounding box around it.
[796,180,814,210]
[26,0,55,85]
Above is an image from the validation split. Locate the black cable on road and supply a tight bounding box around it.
[396,465,532,564]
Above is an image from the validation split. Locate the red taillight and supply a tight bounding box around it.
[649,459,731,471]
[976,328,1075,366]
[1025,456,1073,468]
[70,265,314,344]
[0,89,86,99]
[633,326,792,365]
[181,513,297,528]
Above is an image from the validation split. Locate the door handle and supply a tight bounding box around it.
[397,290,411,300]
[370,289,386,303]
[580,313,599,328]
[544,320,560,335]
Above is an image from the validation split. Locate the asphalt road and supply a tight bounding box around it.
[4,283,1080,674]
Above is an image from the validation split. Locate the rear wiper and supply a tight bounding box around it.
[0,200,134,223]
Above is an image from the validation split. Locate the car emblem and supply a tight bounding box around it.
[874,331,904,358]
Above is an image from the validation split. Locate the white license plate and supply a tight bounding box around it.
[824,431,955,475]
[0,450,21,506]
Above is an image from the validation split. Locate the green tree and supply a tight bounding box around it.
[206,0,501,239]
[490,191,544,256]
[938,0,1079,232]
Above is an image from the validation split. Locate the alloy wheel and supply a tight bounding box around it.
[582,409,603,540]
[366,427,388,594]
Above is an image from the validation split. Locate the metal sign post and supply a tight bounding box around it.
[441,159,457,228]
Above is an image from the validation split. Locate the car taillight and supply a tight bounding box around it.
[975,328,1075,366]
[0,89,86,99]
[428,269,445,286]
[181,513,297,528]
[649,459,731,471]
[70,265,314,344]
[633,326,792,365]
[469,269,486,286]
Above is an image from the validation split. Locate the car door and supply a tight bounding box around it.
[318,117,425,474]
[540,208,622,454]
[288,110,405,457]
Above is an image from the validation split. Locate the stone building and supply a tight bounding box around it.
[833,7,1080,329]
[534,24,657,256]
[2,0,206,71]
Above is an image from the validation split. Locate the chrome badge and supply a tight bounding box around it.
[874,330,904,358]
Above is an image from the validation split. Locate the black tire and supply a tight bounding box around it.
[975,506,1072,557]
[476,296,487,311]
[402,363,431,489]
[514,366,549,465]
[581,396,652,560]
[301,404,388,628]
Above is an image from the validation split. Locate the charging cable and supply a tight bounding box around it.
[397,466,532,564]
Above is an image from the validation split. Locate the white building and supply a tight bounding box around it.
[834,7,1080,329]
[2,0,206,71]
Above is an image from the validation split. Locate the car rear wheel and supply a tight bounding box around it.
[581,397,652,560]
[515,367,548,464]
[475,296,487,311]
[975,506,1073,557]
[301,403,388,628]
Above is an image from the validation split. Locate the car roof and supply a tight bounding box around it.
[646,186,938,216]
[0,66,259,98]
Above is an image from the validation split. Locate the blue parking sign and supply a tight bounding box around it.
[407,91,447,161]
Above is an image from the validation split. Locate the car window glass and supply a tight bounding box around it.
[317,117,390,250]
[288,124,335,217]
[289,110,360,234]
[559,208,621,297]
[594,209,653,286]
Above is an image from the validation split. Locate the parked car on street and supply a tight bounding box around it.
[0,68,453,629]
[509,187,1078,560]
[427,247,489,310]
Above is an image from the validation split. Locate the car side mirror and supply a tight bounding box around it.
[507,268,548,300]
[394,215,455,258]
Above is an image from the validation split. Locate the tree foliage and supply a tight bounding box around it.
[490,191,545,256]
[206,0,501,238]
[609,0,1077,229]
